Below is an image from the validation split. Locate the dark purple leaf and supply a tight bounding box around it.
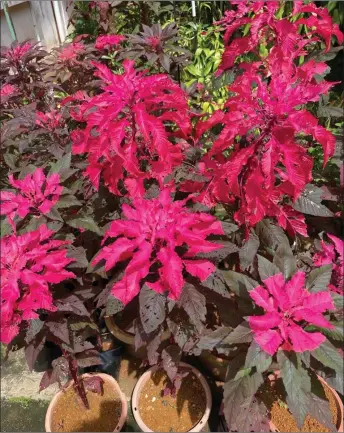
[25,319,44,344]
[83,375,104,396]
[55,295,90,317]
[76,350,102,368]
[239,231,259,270]
[177,284,206,332]
[25,334,46,371]
[202,269,231,298]
[139,284,166,334]
[244,341,272,373]
[161,345,182,383]
[257,255,280,280]
[39,369,58,392]
[234,397,269,432]
[223,371,264,430]
[46,319,70,345]
[277,351,311,429]
[195,241,239,265]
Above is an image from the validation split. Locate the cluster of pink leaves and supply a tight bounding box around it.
[95,34,125,50]
[2,41,34,64]
[93,189,223,304]
[0,168,63,229]
[248,272,335,355]
[313,234,344,294]
[0,225,75,343]
[57,42,85,64]
[64,60,191,196]
[183,1,342,236]
[217,1,343,73]
[0,83,18,104]
[35,109,64,131]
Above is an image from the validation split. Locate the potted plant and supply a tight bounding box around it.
[132,362,212,432]
[1,1,343,431]
[193,244,343,432]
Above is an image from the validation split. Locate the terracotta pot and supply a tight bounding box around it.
[45,372,128,432]
[268,372,344,432]
[131,362,212,432]
[105,315,170,359]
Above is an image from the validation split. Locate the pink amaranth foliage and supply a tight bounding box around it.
[92,189,223,305]
[0,84,18,104]
[57,42,85,64]
[0,168,63,229]
[313,235,344,294]
[216,1,343,73]
[185,2,340,237]
[35,109,64,131]
[2,41,34,63]
[248,272,335,355]
[0,225,75,344]
[64,60,191,196]
[95,34,125,50]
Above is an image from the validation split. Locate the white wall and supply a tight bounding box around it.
[0,0,68,49]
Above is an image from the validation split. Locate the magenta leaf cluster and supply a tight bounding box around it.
[93,188,223,304]
[0,225,75,343]
[248,271,334,355]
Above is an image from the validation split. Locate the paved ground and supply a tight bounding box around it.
[0,348,221,432]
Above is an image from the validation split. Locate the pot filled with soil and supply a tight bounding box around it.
[259,373,344,433]
[45,373,127,432]
[132,362,212,432]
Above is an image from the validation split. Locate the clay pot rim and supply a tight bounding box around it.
[105,315,135,345]
[105,315,171,345]
[268,371,343,432]
[45,372,128,432]
[131,361,212,433]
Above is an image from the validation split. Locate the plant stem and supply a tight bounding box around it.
[65,352,89,409]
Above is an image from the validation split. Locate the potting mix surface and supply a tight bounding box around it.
[138,369,206,432]
[51,380,122,432]
[258,379,339,432]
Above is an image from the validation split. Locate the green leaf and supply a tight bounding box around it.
[278,351,311,428]
[306,265,333,293]
[244,341,272,373]
[311,340,343,374]
[273,244,296,279]
[257,255,281,280]
[66,214,102,235]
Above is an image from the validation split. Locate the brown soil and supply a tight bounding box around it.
[137,369,206,432]
[258,379,339,432]
[51,380,122,432]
